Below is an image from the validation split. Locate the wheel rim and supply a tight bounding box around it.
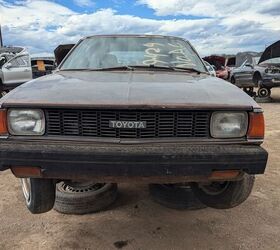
[21,178,31,204]
[199,182,230,195]
[58,181,106,193]
[259,88,269,97]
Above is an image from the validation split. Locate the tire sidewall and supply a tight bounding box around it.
[191,175,255,209]
[20,178,55,214]
[149,184,206,210]
[54,182,118,214]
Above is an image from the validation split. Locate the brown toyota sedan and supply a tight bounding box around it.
[0,35,267,214]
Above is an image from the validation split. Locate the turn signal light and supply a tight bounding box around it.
[210,170,240,180]
[11,166,42,178]
[0,109,8,135]
[247,112,265,139]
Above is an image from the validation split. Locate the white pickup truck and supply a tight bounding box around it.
[0,46,32,94]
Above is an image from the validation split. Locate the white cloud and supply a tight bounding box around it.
[73,0,95,8]
[0,0,279,56]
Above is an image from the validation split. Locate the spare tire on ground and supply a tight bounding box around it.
[54,181,118,214]
[149,184,206,210]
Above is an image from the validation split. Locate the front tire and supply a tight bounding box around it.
[149,184,206,210]
[20,178,55,214]
[243,87,255,97]
[258,87,271,98]
[190,174,255,209]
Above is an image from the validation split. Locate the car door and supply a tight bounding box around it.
[241,64,254,83]
[2,54,32,85]
[234,60,253,85]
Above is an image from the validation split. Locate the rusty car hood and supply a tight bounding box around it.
[0,70,259,110]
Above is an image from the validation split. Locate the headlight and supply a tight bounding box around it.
[210,112,248,138]
[8,109,45,135]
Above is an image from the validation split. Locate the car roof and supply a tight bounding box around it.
[83,34,189,41]
[0,46,24,54]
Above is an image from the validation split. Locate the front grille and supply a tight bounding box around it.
[45,109,210,139]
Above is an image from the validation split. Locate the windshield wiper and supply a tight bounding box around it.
[126,65,204,74]
[60,65,205,74]
[168,66,204,74]
[60,66,134,72]
[93,66,134,71]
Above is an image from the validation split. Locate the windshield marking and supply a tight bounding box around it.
[143,43,169,65]
[168,42,196,68]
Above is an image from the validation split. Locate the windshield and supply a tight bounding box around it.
[60,36,206,72]
[252,57,260,65]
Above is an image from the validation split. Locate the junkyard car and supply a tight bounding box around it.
[54,44,75,65]
[252,40,280,98]
[31,54,56,79]
[0,46,32,93]
[203,60,216,77]
[203,55,229,80]
[229,52,261,95]
[0,35,268,214]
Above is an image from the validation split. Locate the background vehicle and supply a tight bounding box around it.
[0,46,32,93]
[252,40,280,98]
[203,55,229,79]
[203,60,216,77]
[54,44,75,65]
[229,52,261,96]
[31,54,56,78]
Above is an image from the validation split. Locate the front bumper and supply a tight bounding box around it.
[0,141,268,181]
[261,76,280,88]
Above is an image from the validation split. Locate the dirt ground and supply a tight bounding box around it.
[1,89,280,250]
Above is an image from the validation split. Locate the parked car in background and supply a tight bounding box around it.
[203,55,229,79]
[228,52,261,96]
[54,44,75,65]
[31,54,56,79]
[0,46,32,94]
[252,40,280,98]
[0,35,267,215]
[203,60,216,77]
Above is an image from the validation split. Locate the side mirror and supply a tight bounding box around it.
[4,63,12,69]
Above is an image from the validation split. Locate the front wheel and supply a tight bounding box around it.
[20,178,56,214]
[243,87,255,97]
[190,174,255,209]
[149,184,206,210]
[258,87,271,98]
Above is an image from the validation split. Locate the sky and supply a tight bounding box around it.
[0,0,279,56]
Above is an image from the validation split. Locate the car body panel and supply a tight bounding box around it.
[0,70,259,110]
